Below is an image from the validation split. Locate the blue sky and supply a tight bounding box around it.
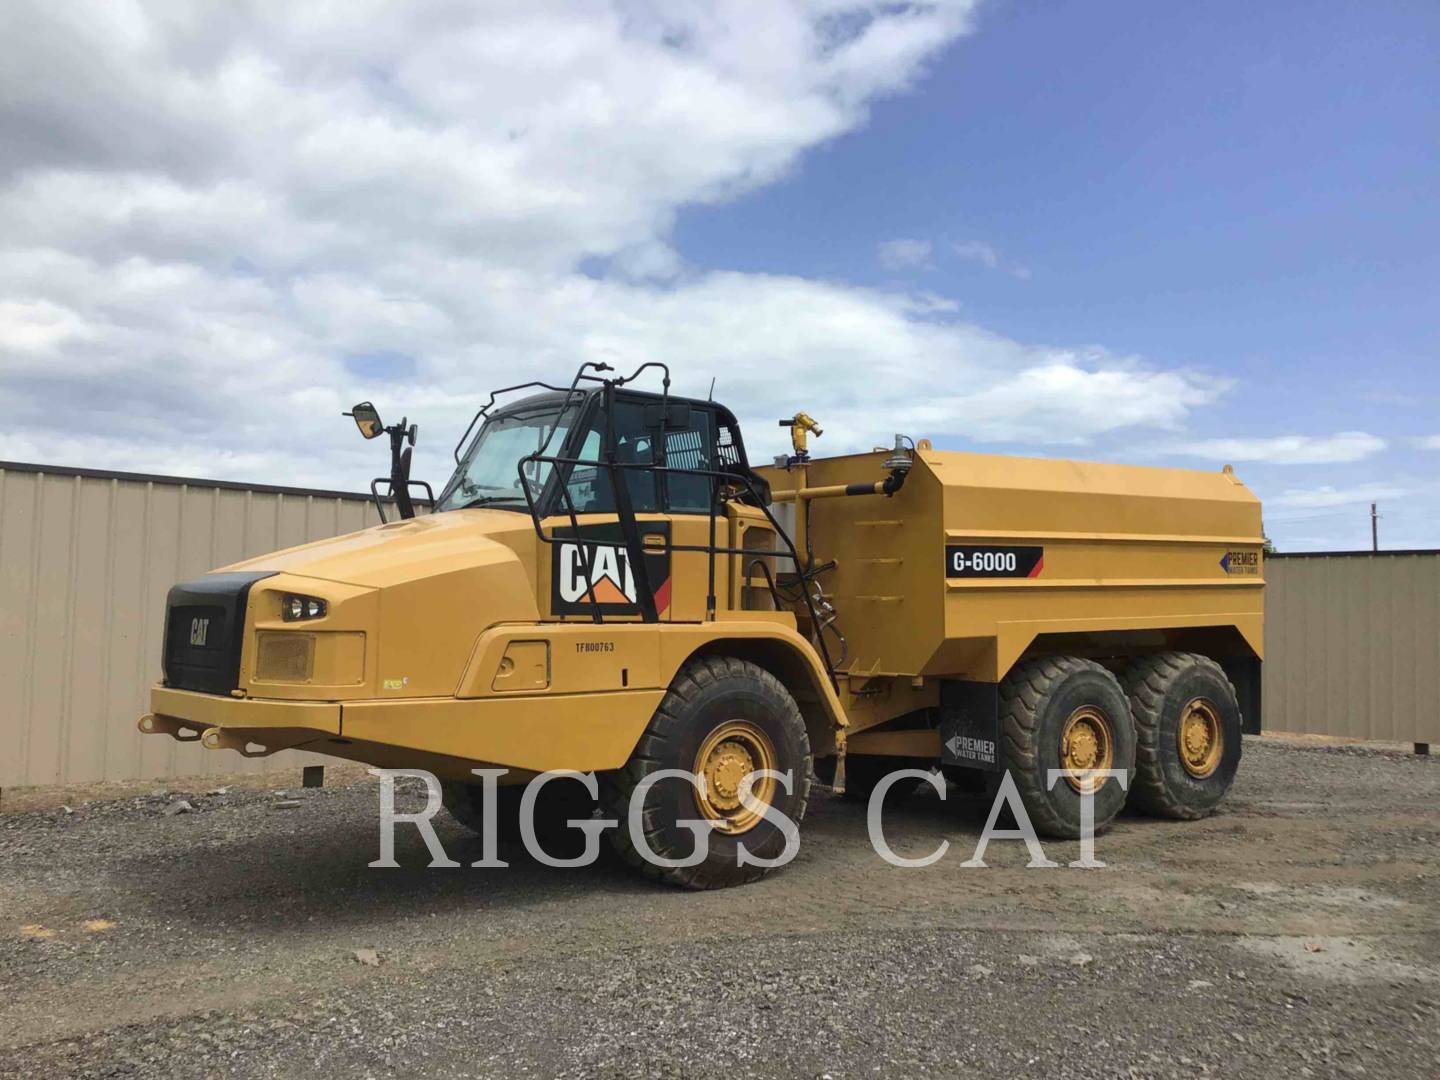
[1,1,1435,550]
[676,0,1440,549]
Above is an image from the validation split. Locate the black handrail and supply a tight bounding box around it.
[446,365,615,613]
[516,451,838,686]
[600,378,659,624]
[455,362,837,682]
[453,361,669,465]
[451,380,573,464]
[451,361,625,465]
[368,478,436,525]
[523,363,625,624]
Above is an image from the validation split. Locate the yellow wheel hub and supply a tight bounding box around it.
[1059,705,1115,792]
[693,720,777,835]
[1177,698,1223,778]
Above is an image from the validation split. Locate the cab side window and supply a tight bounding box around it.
[562,402,659,513]
[560,399,718,514]
[663,410,716,513]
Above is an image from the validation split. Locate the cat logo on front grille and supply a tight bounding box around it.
[189,617,210,647]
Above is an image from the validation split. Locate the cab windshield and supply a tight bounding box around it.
[435,403,578,512]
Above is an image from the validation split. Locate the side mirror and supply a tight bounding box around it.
[345,401,384,440]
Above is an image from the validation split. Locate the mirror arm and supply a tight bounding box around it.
[388,419,416,520]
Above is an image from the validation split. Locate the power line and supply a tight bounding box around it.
[1266,509,1366,524]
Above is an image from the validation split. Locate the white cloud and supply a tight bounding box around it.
[877,238,932,270]
[1414,435,1440,450]
[952,239,1029,279]
[0,299,93,352]
[952,239,999,269]
[0,1,1227,491]
[1163,432,1387,466]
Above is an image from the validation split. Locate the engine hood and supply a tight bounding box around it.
[220,508,536,589]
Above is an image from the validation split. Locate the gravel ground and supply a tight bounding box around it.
[2,736,1437,1079]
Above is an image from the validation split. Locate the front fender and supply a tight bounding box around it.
[455,618,848,761]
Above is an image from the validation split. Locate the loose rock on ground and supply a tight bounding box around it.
[1,737,1436,1078]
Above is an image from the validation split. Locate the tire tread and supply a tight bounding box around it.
[602,655,811,890]
[1121,652,1237,820]
[998,655,1130,838]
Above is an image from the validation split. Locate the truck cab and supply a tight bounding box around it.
[431,384,775,624]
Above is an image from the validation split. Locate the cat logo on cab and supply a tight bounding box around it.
[558,543,636,605]
[551,522,672,617]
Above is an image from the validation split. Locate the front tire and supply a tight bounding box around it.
[998,656,1136,838]
[1122,652,1242,820]
[442,780,522,837]
[442,777,597,860]
[603,656,812,889]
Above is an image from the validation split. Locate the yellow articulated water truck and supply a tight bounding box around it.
[140,363,1265,888]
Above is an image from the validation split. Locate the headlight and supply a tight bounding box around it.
[281,594,327,621]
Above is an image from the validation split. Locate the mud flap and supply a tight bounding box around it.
[939,680,1001,772]
[1221,656,1263,735]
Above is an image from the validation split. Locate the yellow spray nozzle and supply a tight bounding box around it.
[780,412,823,456]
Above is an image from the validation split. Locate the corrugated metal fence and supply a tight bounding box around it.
[1263,551,1438,744]
[0,462,384,788]
[2,461,1436,788]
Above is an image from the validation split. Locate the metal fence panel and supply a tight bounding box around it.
[3,461,1436,789]
[0,463,382,788]
[1263,552,1440,742]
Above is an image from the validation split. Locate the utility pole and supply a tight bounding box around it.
[1371,503,1379,552]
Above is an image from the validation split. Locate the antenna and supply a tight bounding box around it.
[707,377,716,401]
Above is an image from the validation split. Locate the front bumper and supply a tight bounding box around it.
[140,686,341,757]
[139,683,665,774]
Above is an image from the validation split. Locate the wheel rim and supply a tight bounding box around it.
[692,720,777,835]
[1177,698,1223,778]
[1059,705,1115,793]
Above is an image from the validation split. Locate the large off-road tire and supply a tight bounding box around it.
[998,656,1136,839]
[442,776,597,859]
[602,656,812,890]
[1122,652,1243,820]
[442,779,519,836]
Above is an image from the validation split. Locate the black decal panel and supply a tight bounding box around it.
[939,680,1001,772]
[550,521,672,617]
[944,545,1044,579]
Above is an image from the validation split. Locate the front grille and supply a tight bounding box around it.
[162,571,276,694]
[165,604,227,688]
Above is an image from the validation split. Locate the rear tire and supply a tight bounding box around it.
[1122,652,1242,820]
[998,656,1135,839]
[602,656,811,889]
